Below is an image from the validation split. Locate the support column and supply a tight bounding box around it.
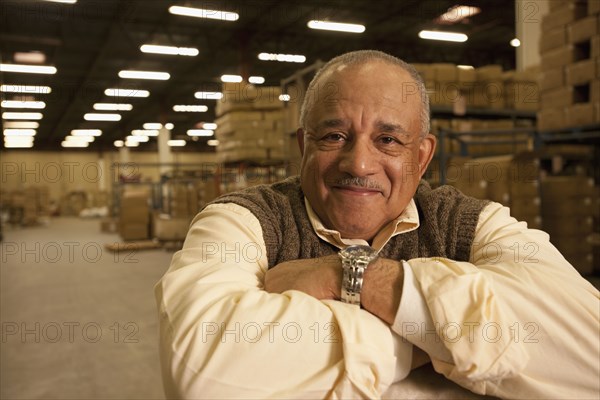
[158,126,173,176]
[515,0,549,70]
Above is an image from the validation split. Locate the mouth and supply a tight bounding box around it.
[331,185,383,196]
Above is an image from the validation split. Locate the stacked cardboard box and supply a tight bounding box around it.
[165,180,218,218]
[60,191,87,216]
[413,64,540,111]
[538,1,599,130]
[215,82,287,163]
[541,175,597,274]
[119,188,150,241]
[447,153,542,229]
[152,213,191,241]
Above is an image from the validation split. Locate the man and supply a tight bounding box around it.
[155,50,599,399]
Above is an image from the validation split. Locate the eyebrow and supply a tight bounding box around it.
[312,119,411,137]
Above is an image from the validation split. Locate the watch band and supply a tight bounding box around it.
[340,257,370,306]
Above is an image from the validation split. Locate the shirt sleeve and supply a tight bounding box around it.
[155,203,406,399]
[392,201,600,398]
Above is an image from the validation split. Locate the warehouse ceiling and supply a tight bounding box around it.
[0,0,517,152]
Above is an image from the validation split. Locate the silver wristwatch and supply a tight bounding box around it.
[338,245,379,306]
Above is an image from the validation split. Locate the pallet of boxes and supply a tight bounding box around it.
[214,82,286,173]
[538,0,600,130]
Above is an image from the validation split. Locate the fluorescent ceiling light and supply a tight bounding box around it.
[84,113,121,121]
[0,64,57,74]
[1,100,46,109]
[2,112,43,120]
[41,0,77,3]
[258,53,306,63]
[437,5,480,23]
[202,123,217,130]
[510,38,521,47]
[14,52,46,64]
[4,142,34,148]
[173,105,208,112]
[1,85,51,94]
[207,139,219,146]
[105,88,150,98]
[418,30,468,42]
[307,20,365,33]
[143,123,162,130]
[249,76,265,84]
[65,135,94,142]
[61,141,89,148]
[140,44,199,56]
[168,5,239,21]
[132,129,159,136]
[165,123,174,130]
[4,121,39,129]
[457,65,474,70]
[125,135,149,143]
[114,140,124,147]
[279,94,291,102]
[71,129,102,136]
[4,135,34,143]
[221,74,243,83]
[93,103,133,111]
[119,70,170,80]
[3,129,36,136]
[187,129,214,136]
[167,139,186,147]
[194,92,223,100]
[125,141,139,147]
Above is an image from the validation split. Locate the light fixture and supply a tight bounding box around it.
[258,53,306,63]
[65,135,94,143]
[167,139,186,147]
[194,92,223,100]
[437,5,481,24]
[207,139,219,146]
[510,38,521,47]
[165,123,174,130]
[1,100,46,109]
[0,85,51,94]
[168,5,239,21]
[41,0,77,3]
[3,129,36,136]
[124,140,139,147]
[13,51,46,64]
[114,140,124,147]
[105,88,150,98]
[84,113,121,121]
[418,30,468,42]
[221,74,243,83]
[61,141,88,148]
[143,123,162,130]
[132,129,159,136]
[187,129,214,136]
[249,76,265,84]
[4,136,34,148]
[93,103,133,111]
[119,70,170,80]
[2,112,43,120]
[0,64,57,74]
[71,129,102,136]
[202,123,217,130]
[125,135,149,143]
[457,65,475,70]
[4,121,39,129]
[307,20,365,33]
[279,94,291,102]
[173,105,208,112]
[140,44,199,56]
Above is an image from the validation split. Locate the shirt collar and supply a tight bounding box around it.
[304,197,420,252]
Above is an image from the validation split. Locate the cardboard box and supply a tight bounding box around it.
[119,222,149,241]
[510,197,541,217]
[540,26,568,53]
[590,0,600,15]
[433,63,457,82]
[537,107,567,130]
[100,217,119,233]
[542,175,596,196]
[567,102,596,126]
[592,36,600,57]
[504,81,539,110]
[540,45,577,69]
[540,68,566,92]
[457,67,476,84]
[544,216,594,235]
[568,15,598,43]
[541,86,575,109]
[593,79,600,103]
[565,59,597,85]
[542,2,588,31]
[476,65,503,81]
[153,215,191,241]
[595,101,600,121]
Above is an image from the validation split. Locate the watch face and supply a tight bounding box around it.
[339,245,378,260]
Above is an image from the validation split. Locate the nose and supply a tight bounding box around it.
[338,138,379,177]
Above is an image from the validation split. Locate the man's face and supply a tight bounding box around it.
[298,61,436,241]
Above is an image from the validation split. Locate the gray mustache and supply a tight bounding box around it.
[334,177,382,190]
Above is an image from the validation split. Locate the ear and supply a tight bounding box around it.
[418,133,437,177]
[296,128,305,156]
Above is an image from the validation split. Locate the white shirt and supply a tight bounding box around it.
[155,199,599,399]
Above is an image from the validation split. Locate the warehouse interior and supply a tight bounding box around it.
[1,0,599,399]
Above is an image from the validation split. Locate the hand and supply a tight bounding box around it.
[264,255,342,300]
[361,258,404,325]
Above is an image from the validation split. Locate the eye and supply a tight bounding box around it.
[378,135,400,145]
[322,132,346,142]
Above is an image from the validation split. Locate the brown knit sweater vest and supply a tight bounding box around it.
[211,176,489,268]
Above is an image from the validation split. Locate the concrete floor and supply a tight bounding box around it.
[1,217,173,399]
